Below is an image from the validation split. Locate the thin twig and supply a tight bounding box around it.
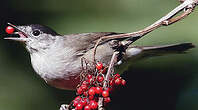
[92,0,198,64]
[162,8,193,25]
[98,52,118,110]
[93,38,102,63]
[95,0,198,44]
[103,52,118,89]
[94,1,198,109]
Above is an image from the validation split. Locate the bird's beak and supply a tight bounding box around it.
[4,23,29,42]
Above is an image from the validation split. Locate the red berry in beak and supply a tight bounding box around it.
[5,26,15,34]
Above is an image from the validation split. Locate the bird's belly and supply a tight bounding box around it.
[34,64,82,90]
[46,74,80,90]
[30,53,82,90]
[41,66,82,90]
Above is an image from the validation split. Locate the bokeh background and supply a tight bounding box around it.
[0,0,198,110]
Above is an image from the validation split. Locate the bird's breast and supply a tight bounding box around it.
[30,50,82,90]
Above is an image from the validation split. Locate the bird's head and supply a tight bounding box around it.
[5,23,60,53]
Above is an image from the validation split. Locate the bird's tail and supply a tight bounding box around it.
[125,43,195,59]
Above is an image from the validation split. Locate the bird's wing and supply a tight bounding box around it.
[63,32,122,55]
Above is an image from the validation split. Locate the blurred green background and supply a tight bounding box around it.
[0,0,198,110]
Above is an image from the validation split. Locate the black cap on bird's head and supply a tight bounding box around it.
[29,24,59,36]
[5,23,60,53]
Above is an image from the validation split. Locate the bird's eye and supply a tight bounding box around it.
[32,30,40,36]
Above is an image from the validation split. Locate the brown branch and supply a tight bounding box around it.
[162,8,193,25]
[93,38,102,63]
[99,0,198,43]
[94,0,198,109]
[92,0,198,63]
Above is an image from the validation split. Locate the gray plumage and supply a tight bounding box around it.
[5,24,195,90]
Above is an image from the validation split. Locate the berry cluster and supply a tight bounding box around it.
[70,62,126,110]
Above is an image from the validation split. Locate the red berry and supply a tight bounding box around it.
[96,62,103,70]
[80,98,87,106]
[75,96,81,101]
[104,97,111,103]
[110,80,114,86]
[81,84,88,91]
[85,98,90,104]
[73,100,79,107]
[5,26,14,34]
[88,87,96,96]
[114,78,121,85]
[102,90,109,98]
[121,79,126,86]
[76,103,83,110]
[95,87,102,94]
[83,92,88,97]
[105,87,112,92]
[84,105,91,110]
[114,73,120,79]
[89,100,98,109]
[87,74,92,79]
[77,87,83,95]
[82,81,87,85]
[97,75,104,83]
[88,95,94,100]
[87,78,93,83]
[102,68,107,74]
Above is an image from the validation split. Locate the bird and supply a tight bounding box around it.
[4,23,195,90]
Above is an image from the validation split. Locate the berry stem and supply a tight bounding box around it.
[103,52,118,89]
[98,97,104,110]
[98,52,118,110]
